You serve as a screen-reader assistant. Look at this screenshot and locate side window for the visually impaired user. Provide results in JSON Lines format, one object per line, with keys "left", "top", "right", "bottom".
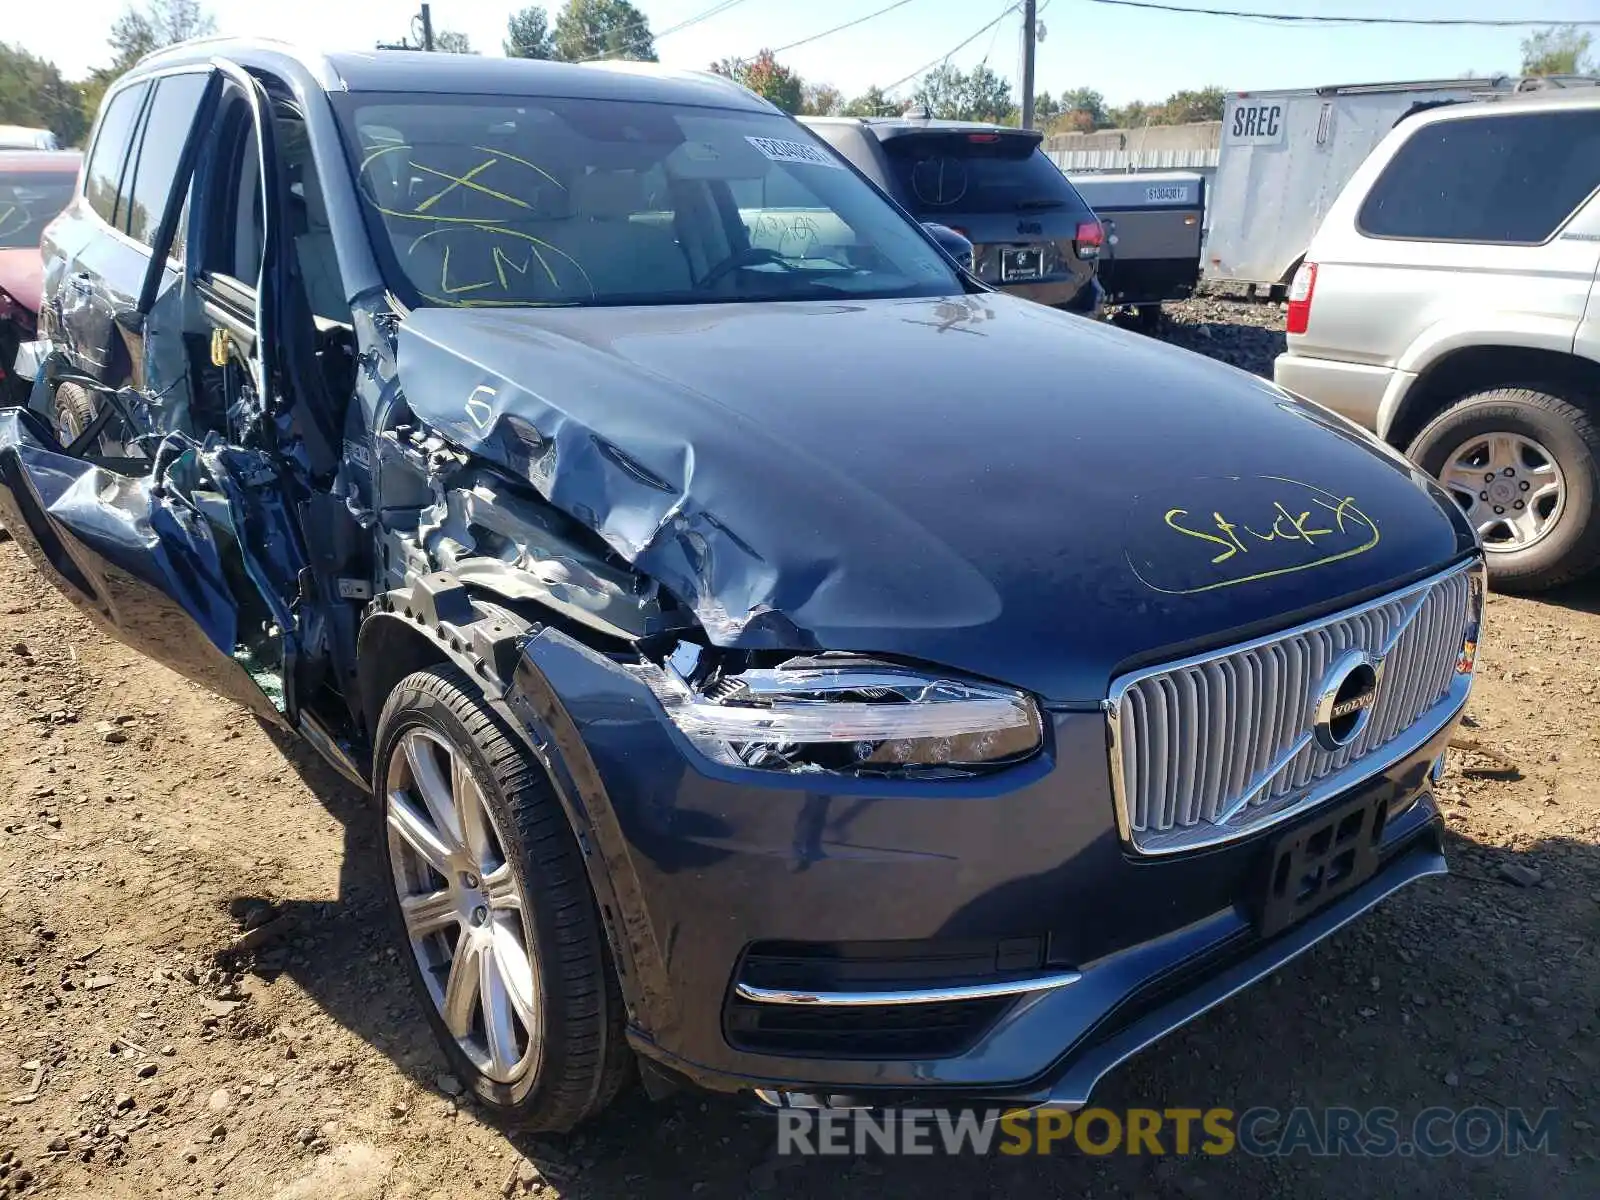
{"left": 123, "top": 72, "right": 210, "bottom": 252}
{"left": 203, "top": 105, "right": 264, "bottom": 286}
{"left": 1359, "top": 110, "right": 1600, "bottom": 244}
{"left": 83, "top": 83, "right": 149, "bottom": 225}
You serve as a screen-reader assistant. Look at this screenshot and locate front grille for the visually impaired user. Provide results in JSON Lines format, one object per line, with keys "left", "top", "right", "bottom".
{"left": 1109, "top": 561, "right": 1480, "bottom": 855}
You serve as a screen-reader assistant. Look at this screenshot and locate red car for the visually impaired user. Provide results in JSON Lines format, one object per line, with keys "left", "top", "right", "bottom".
{"left": 0, "top": 150, "right": 80, "bottom": 404}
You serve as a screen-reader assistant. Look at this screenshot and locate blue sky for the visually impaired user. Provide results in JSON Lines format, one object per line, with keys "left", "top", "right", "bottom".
{"left": 12, "top": 1, "right": 1597, "bottom": 105}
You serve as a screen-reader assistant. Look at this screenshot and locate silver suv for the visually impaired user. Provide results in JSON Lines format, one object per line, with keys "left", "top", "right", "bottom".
{"left": 1274, "top": 89, "right": 1600, "bottom": 591}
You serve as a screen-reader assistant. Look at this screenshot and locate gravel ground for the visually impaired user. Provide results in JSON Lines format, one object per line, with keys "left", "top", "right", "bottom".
{"left": 1154, "top": 292, "right": 1290, "bottom": 378}
{"left": 0, "top": 299, "right": 1595, "bottom": 1199}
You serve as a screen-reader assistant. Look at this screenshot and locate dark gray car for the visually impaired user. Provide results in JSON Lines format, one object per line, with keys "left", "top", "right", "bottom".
{"left": 803, "top": 113, "right": 1103, "bottom": 313}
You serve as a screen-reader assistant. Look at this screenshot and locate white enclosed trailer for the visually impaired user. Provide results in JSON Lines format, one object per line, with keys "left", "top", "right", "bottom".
{"left": 1203, "top": 76, "right": 1582, "bottom": 290}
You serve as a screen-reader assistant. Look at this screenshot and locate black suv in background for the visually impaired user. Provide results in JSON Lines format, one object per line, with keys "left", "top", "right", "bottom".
{"left": 803, "top": 112, "right": 1103, "bottom": 313}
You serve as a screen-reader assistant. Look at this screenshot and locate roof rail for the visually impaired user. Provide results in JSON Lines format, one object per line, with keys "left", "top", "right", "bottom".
{"left": 134, "top": 34, "right": 300, "bottom": 68}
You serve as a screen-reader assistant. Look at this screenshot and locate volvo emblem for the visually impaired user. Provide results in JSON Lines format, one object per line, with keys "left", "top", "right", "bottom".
{"left": 1313, "top": 650, "right": 1382, "bottom": 752}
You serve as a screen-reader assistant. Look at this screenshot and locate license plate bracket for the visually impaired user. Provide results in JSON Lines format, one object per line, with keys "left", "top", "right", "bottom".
{"left": 1256, "top": 790, "right": 1389, "bottom": 937}
{"left": 1000, "top": 247, "right": 1044, "bottom": 281}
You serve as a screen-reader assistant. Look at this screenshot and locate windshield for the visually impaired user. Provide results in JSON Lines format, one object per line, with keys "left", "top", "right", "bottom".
{"left": 0, "top": 172, "right": 75, "bottom": 249}
{"left": 883, "top": 134, "right": 1089, "bottom": 217}
{"left": 334, "top": 95, "right": 963, "bottom": 308}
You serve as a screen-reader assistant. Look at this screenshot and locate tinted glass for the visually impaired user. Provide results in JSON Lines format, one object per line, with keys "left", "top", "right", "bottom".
{"left": 124, "top": 72, "right": 209, "bottom": 250}
{"left": 84, "top": 83, "right": 148, "bottom": 224}
{"left": 336, "top": 94, "right": 962, "bottom": 308}
{"left": 1359, "top": 109, "right": 1600, "bottom": 244}
{"left": 883, "top": 134, "right": 1089, "bottom": 217}
{"left": 0, "top": 172, "right": 77, "bottom": 249}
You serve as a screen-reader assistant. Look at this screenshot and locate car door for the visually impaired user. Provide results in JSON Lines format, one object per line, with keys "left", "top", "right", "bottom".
{"left": 0, "top": 65, "right": 312, "bottom": 726}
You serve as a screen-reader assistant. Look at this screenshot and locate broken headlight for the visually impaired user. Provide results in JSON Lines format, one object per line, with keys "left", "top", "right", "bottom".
{"left": 636, "top": 646, "right": 1043, "bottom": 776}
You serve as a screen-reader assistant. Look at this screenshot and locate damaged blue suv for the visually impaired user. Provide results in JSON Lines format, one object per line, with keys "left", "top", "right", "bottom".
{"left": 2, "top": 43, "right": 1484, "bottom": 1130}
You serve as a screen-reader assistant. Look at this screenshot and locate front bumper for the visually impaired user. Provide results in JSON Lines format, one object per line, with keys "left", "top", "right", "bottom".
{"left": 512, "top": 629, "right": 1459, "bottom": 1107}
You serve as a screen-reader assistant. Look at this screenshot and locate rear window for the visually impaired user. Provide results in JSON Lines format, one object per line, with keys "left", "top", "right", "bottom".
{"left": 882, "top": 133, "right": 1087, "bottom": 217}
{"left": 122, "top": 72, "right": 208, "bottom": 250}
{"left": 1358, "top": 109, "right": 1600, "bottom": 245}
{"left": 0, "top": 172, "right": 76, "bottom": 249}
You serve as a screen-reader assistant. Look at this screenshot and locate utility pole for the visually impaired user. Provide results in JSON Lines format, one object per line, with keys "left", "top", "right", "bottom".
{"left": 419, "top": 3, "right": 435, "bottom": 51}
{"left": 1020, "top": 0, "right": 1038, "bottom": 129}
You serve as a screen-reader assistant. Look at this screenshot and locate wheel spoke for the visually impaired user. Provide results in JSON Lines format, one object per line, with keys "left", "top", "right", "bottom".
{"left": 490, "top": 920, "right": 538, "bottom": 1027}
{"left": 387, "top": 790, "right": 457, "bottom": 878}
{"left": 452, "top": 755, "right": 497, "bottom": 870}
{"left": 482, "top": 864, "right": 522, "bottom": 913}
{"left": 403, "top": 733, "right": 465, "bottom": 849}
{"left": 1440, "top": 460, "right": 1486, "bottom": 497}
{"left": 1504, "top": 508, "right": 1542, "bottom": 544}
{"left": 440, "top": 929, "right": 482, "bottom": 1038}
{"left": 479, "top": 940, "right": 524, "bottom": 1076}
{"left": 400, "top": 887, "right": 459, "bottom": 938}
{"left": 1486, "top": 433, "right": 1519, "bottom": 474}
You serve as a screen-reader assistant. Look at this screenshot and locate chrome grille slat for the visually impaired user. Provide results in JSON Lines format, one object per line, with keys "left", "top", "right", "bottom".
{"left": 1110, "top": 562, "right": 1479, "bottom": 856}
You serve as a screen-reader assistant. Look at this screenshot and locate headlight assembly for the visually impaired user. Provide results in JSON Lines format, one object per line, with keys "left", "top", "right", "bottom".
{"left": 634, "top": 645, "right": 1043, "bottom": 776}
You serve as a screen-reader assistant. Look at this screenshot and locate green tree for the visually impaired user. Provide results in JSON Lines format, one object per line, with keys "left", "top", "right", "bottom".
{"left": 553, "top": 0, "right": 656, "bottom": 63}
{"left": 1157, "top": 86, "right": 1225, "bottom": 124}
{"left": 144, "top": 0, "right": 214, "bottom": 43}
{"left": 504, "top": 6, "right": 555, "bottom": 58}
{"left": 1059, "top": 86, "right": 1107, "bottom": 128}
{"left": 1106, "top": 99, "right": 1153, "bottom": 129}
{"left": 0, "top": 43, "right": 89, "bottom": 146}
{"left": 911, "top": 62, "right": 966, "bottom": 119}
{"left": 1521, "top": 26, "right": 1595, "bottom": 76}
{"left": 963, "top": 64, "right": 1013, "bottom": 123}
{"left": 842, "top": 84, "right": 891, "bottom": 117}
{"left": 434, "top": 29, "right": 474, "bottom": 53}
{"left": 910, "top": 63, "right": 1012, "bottom": 123}
{"left": 801, "top": 82, "right": 843, "bottom": 117}
{"left": 711, "top": 50, "right": 803, "bottom": 114}
{"left": 82, "top": 1, "right": 215, "bottom": 129}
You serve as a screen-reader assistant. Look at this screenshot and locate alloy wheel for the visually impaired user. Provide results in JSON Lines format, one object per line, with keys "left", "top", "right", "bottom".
{"left": 385, "top": 728, "right": 539, "bottom": 1084}
{"left": 1437, "top": 431, "right": 1566, "bottom": 551}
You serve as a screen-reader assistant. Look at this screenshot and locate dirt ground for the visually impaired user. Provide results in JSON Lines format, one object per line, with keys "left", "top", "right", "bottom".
{"left": 0, "top": 300, "right": 1596, "bottom": 1199}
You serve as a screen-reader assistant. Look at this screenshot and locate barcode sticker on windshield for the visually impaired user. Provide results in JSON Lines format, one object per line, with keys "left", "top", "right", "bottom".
{"left": 745, "top": 136, "right": 844, "bottom": 170}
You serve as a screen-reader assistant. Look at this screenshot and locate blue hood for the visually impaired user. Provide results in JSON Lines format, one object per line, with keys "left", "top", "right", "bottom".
{"left": 395, "top": 293, "right": 1476, "bottom": 701}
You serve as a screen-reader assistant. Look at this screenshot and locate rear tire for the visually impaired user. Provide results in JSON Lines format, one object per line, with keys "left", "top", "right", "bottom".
{"left": 1407, "top": 386, "right": 1600, "bottom": 592}
{"left": 373, "top": 664, "right": 631, "bottom": 1131}
{"left": 51, "top": 382, "right": 97, "bottom": 449}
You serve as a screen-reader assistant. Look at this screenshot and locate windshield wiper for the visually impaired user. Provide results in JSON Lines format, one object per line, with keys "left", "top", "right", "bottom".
{"left": 1014, "top": 198, "right": 1067, "bottom": 211}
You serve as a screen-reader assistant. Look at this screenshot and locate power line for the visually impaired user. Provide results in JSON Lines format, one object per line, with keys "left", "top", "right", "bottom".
{"left": 885, "top": 2, "right": 1022, "bottom": 93}
{"left": 768, "top": 0, "right": 925, "bottom": 56}
{"left": 657, "top": 0, "right": 756, "bottom": 40}
{"left": 1084, "top": 0, "right": 1600, "bottom": 27}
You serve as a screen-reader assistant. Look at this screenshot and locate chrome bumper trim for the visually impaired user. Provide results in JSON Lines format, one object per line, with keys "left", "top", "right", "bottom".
{"left": 734, "top": 971, "right": 1083, "bottom": 1007}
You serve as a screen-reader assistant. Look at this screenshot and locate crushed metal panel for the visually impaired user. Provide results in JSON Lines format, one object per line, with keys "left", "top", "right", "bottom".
{"left": 0, "top": 407, "right": 290, "bottom": 722}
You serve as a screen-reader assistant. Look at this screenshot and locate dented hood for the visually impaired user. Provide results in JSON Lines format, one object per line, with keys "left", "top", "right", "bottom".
{"left": 396, "top": 294, "right": 1476, "bottom": 700}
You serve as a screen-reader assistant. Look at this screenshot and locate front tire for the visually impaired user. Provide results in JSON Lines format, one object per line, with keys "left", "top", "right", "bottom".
{"left": 373, "top": 665, "right": 630, "bottom": 1130}
{"left": 1408, "top": 386, "right": 1600, "bottom": 591}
